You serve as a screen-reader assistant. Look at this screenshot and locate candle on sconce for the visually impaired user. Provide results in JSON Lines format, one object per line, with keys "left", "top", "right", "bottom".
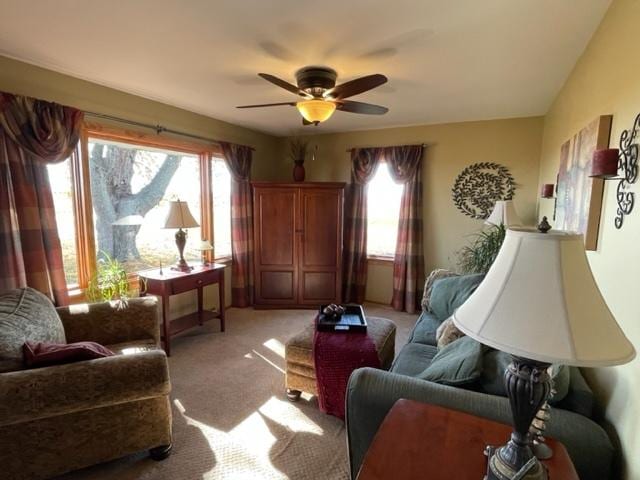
{"left": 590, "top": 148, "right": 620, "bottom": 178}
{"left": 541, "top": 184, "right": 555, "bottom": 199}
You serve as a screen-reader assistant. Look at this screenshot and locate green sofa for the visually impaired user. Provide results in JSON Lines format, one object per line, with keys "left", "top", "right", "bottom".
{"left": 346, "top": 273, "right": 614, "bottom": 480}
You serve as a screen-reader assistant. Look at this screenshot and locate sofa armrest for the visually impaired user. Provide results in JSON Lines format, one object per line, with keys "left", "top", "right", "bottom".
{"left": 56, "top": 297, "right": 161, "bottom": 346}
{"left": 0, "top": 349, "right": 170, "bottom": 427}
{"left": 346, "top": 368, "right": 614, "bottom": 480}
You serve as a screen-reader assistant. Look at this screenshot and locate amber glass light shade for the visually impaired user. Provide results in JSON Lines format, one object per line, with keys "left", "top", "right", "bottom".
{"left": 296, "top": 100, "right": 337, "bottom": 123}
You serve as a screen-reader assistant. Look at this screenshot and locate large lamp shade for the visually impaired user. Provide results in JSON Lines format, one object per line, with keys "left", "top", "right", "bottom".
{"left": 163, "top": 200, "right": 199, "bottom": 229}
{"left": 453, "top": 228, "right": 635, "bottom": 367}
{"left": 485, "top": 200, "right": 522, "bottom": 227}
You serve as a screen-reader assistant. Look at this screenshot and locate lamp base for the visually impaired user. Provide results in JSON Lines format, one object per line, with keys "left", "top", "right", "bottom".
{"left": 172, "top": 228, "right": 192, "bottom": 272}
{"left": 171, "top": 260, "right": 193, "bottom": 272}
{"left": 485, "top": 357, "right": 551, "bottom": 480}
{"left": 485, "top": 445, "right": 547, "bottom": 480}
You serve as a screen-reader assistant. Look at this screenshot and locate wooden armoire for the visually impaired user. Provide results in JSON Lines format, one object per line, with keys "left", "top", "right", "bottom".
{"left": 252, "top": 182, "right": 345, "bottom": 308}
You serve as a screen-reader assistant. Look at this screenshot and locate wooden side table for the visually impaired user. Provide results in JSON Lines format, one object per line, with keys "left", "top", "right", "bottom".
{"left": 138, "top": 263, "right": 226, "bottom": 356}
{"left": 356, "top": 399, "right": 579, "bottom": 480}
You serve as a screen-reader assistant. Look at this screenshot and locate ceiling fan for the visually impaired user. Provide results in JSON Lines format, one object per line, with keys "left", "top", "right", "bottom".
{"left": 236, "top": 66, "right": 389, "bottom": 125}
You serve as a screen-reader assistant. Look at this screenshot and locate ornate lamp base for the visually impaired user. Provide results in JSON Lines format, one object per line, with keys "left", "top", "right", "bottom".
{"left": 485, "top": 357, "right": 552, "bottom": 480}
{"left": 171, "top": 228, "right": 193, "bottom": 272}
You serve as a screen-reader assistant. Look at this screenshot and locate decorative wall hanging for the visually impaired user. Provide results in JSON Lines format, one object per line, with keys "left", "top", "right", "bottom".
{"left": 555, "top": 115, "right": 612, "bottom": 251}
{"left": 451, "top": 162, "right": 515, "bottom": 219}
{"left": 612, "top": 113, "right": 639, "bottom": 229}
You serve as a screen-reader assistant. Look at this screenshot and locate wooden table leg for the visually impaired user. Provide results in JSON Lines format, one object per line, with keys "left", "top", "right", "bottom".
{"left": 162, "top": 294, "right": 171, "bottom": 357}
{"left": 219, "top": 270, "right": 225, "bottom": 332}
{"left": 197, "top": 285, "right": 204, "bottom": 326}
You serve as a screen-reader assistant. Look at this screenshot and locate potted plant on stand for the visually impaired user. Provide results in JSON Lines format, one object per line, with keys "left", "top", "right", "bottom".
{"left": 290, "top": 139, "right": 308, "bottom": 182}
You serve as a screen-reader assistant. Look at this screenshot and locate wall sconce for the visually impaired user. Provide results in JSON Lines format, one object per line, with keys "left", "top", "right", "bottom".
{"left": 590, "top": 148, "right": 620, "bottom": 179}
{"left": 590, "top": 114, "right": 639, "bottom": 229}
{"left": 540, "top": 183, "right": 555, "bottom": 199}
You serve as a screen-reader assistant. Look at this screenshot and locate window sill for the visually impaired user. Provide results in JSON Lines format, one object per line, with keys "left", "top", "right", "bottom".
{"left": 367, "top": 255, "right": 394, "bottom": 265}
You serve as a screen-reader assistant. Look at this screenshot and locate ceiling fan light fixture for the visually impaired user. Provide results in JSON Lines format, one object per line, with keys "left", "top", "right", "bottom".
{"left": 296, "top": 100, "right": 336, "bottom": 124}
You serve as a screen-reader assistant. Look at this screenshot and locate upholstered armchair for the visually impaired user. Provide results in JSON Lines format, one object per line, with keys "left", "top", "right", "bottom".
{"left": 0, "top": 288, "right": 172, "bottom": 480}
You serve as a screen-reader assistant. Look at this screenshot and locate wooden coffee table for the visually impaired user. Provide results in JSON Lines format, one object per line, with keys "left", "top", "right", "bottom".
{"left": 356, "top": 399, "right": 579, "bottom": 480}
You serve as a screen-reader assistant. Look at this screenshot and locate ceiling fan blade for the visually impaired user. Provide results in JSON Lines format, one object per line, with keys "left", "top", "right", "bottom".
{"left": 324, "top": 74, "right": 387, "bottom": 100}
{"left": 336, "top": 100, "right": 388, "bottom": 115}
{"left": 236, "top": 102, "right": 296, "bottom": 109}
{"left": 258, "top": 73, "right": 309, "bottom": 97}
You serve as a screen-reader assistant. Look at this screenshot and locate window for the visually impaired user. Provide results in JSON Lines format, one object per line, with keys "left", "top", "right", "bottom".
{"left": 45, "top": 122, "right": 234, "bottom": 296}
{"left": 212, "top": 156, "right": 232, "bottom": 258}
{"left": 367, "top": 163, "right": 404, "bottom": 257}
{"left": 88, "top": 138, "right": 202, "bottom": 273}
{"left": 48, "top": 158, "right": 79, "bottom": 284}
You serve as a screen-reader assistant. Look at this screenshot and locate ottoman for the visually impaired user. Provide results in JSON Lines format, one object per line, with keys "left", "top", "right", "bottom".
{"left": 285, "top": 316, "right": 396, "bottom": 401}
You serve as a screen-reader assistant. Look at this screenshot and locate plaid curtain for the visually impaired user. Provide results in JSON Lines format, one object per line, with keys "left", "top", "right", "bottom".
{"left": 0, "top": 93, "right": 83, "bottom": 306}
{"left": 342, "top": 148, "right": 382, "bottom": 303}
{"left": 220, "top": 142, "right": 254, "bottom": 307}
{"left": 387, "top": 145, "right": 425, "bottom": 313}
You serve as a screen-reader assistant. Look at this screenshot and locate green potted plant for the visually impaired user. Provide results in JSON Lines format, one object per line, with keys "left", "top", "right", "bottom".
{"left": 457, "top": 223, "right": 506, "bottom": 274}
{"left": 87, "top": 252, "right": 144, "bottom": 306}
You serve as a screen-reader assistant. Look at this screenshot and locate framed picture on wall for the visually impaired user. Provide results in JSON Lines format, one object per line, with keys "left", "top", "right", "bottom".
{"left": 556, "top": 115, "right": 612, "bottom": 250}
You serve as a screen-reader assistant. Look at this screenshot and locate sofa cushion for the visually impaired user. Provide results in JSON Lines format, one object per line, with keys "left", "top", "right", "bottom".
{"left": 0, "top": 288, "right": 66, "bottom": 373}
{"left": 429, "top": 274, "right": 484, "bottom": 321}
{"left": 407, "top": 311, "right": 442, "bottom": 346}
{"left": 421, "top": 269, "right": 458, "bottom": 312}
{"left": 418, "top": 336, "right": 486, "bottom": 386}
{"left": 480, "top": 349, "right": 570, "bottom": 404}
{"left": 391, "top": 343, "right": 439, "bottom": 377}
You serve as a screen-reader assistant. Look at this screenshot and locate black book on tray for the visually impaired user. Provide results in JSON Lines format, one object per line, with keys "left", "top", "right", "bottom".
{"left": 317, "top": 304, "right": 368, "bottom": 333}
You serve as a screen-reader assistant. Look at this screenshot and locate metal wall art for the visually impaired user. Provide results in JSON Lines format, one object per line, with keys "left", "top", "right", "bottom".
{"left": 614, "top": 113, "right": 639, "bottom": 229}
{"left": 452, "top": 162, "right": 516, "bottom": 219}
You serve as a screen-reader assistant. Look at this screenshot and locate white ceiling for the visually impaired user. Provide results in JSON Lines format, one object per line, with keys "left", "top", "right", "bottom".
{"left": 0, "top": 0, "right": 610, "bottom": 136}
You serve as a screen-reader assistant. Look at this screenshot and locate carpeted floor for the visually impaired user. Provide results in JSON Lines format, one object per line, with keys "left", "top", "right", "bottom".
{"left": 59, "top": 304, "right": 417, "bottom": 480}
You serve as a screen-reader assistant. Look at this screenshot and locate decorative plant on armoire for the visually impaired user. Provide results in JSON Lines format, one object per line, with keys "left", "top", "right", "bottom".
{"left": 290, "top": 139, "right": 308, "bottom": 182}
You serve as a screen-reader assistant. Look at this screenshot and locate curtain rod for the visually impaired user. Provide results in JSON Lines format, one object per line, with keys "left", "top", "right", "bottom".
{"left": 345, "top": 143, "right": 427, "bottom": 152}
{"left": 84, "top": 111, "right": 255, "bottom": 151}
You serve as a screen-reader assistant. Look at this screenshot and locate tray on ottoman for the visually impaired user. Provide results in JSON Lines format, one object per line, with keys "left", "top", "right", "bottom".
{"left": 317, "top": 304, "right": 367, "bottom": 332}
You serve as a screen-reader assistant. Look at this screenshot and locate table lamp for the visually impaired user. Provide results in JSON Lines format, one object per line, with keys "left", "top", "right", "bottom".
{"left": 195, "top": 239, "right": 214, "bottom": 266}
{"left": 163, "top": 200, "right": 199, "bottom": 271}
{"left": 453, "top": 225, "right": 635, "bottom": 480}
{"left": 485, "top": 200, "right": 522, "bottom": 227}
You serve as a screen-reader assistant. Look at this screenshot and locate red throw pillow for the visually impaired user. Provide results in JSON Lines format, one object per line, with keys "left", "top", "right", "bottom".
{"left": 23, "top": 341, "right": 115, "bottom": 368}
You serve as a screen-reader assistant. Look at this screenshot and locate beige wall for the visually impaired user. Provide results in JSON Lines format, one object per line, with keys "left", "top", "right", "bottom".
{"left": 537, "top": 1, "right": 640, "bottom": 477}
{"left": 280, "top": 117, "right": 544, "bottom": 303}
{"left": 0, "top": 55, "right": 281, "bottom": 314}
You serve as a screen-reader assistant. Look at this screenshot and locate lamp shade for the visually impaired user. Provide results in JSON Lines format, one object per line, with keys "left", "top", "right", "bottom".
{"left": 195, "top": 240, "right": 213, "bottom": 251}
{"left": 163, "top": 200, "right": 199, "bottom": 229}
{"left": 485, "top": 200, "right": 522, "bottom": 227}
{"left": 453, "top": 228, "right": 635, "bottom": 367}
{"left": 296, "top": 100, "right": 336, "bottom": 123}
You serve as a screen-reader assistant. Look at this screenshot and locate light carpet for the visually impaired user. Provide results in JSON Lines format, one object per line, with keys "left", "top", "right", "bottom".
{"left": 59, "top": 304, "right": 417, "bottom": 480}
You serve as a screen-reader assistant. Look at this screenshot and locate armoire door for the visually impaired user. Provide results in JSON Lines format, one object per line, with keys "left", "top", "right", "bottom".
{"left": 253, "top": 187, "right": 298, "bottom": 305}
{"left": 297, "top": 188, "right": 343, "bottom": 305}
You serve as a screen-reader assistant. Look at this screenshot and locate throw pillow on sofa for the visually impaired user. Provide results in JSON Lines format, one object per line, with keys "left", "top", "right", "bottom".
{"left": 418, "top": 336, "right": 486, "bottom": 386}
{"left": 0, "top": 288, "right": 66, "bottom": 373}
{"left": 23, "top": 341, "right": 115, "bottom": 368}
{"left": 421, "top": 269, "right": 458, "bottom": 312}
{"left": 435, "top": 317, "right": 465, "bottom": 348}
{"left": 429, "top": 274, "right": 485, "bottom": 321}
